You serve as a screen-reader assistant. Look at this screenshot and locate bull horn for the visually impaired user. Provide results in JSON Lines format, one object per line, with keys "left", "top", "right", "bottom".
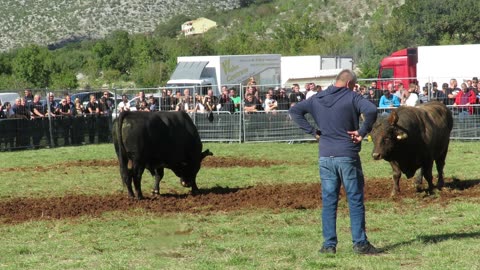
{"left": 388, "top": 110, "right": 399, "bottom": 126}
{"left": 396, "top": 132, "right": 408, "bottom": 140}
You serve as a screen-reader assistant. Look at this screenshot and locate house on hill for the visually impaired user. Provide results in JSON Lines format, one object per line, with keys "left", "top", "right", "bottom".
{"left": 181, "top": 17, "right": 217, "bottom": 36}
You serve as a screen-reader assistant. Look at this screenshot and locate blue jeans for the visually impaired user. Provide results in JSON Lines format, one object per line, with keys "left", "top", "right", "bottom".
{"left": 319, "top": 156, "right": 368, "bottom": 247}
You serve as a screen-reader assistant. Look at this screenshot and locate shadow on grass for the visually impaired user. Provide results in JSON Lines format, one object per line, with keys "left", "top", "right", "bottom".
{"left": 382, "top": 231, "right": 480, "bottom": 252}
{"left": 444, "top": 178, "right": 480, "bottom": 190}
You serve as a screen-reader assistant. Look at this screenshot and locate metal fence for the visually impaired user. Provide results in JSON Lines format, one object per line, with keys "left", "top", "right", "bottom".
{"left": 1, "top": 87, "right": 480, "bottom": 151}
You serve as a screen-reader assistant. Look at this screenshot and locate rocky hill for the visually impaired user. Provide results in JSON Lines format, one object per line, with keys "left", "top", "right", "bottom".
{"left": 0, "top": 0, "right": 242, "bottom": 51}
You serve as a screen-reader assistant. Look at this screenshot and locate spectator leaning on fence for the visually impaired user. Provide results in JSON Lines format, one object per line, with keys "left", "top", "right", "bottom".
{"left": 276, "top": 88, "right": 290, "bottom": 110}
{"left": 219, "top": 86, "right": 235, "bottom": 113}
{"left": 148, "top": 95, "right": 157, "bottom": 111}
{"left": 243, "top": 94, "right": 258, "bottom": 113}
{"left": 401, "top": 83, "right": 420, "bottom": 107}
{"left": 430, "top": 82, "right": 446, "bottom": 104}
{"left": 74, "top": 98, "right": 85, "bottom": 115}
{"left": 306, "top": 84, "right": 318, "bottom": 99}
{"left": 13, "top": 98, "right": 31, "bottom": 119}
{"left": 263, "top": 92, "right": 278, "bottom": 113}
{"left": 289, "top": 84, "right": 305, "bottom": 107}
{"left": 23, "top": 89, "right": 34, "bottom": 111}
{"left": 135, "top": 91, "right": 147, "bottom": 111}
{"left": 229, "top": 88, "right": 241, "bottom": 112}
{"left": 419, "top": 87, "right": 429, "bottom": 103}
{"left": 118, "top": 94, "right": 130, "bottom": 112}
{"left": 194, "top": 95, "right": 205, "bottom": 113}
{"left": 378, "top": 89, "right": 400, "bottom": 115}
{"left": 446, "top": 79, "right": 460, "bottom": 105}
{"left": 453, "top": 82, "right": 477, "bottom": 115}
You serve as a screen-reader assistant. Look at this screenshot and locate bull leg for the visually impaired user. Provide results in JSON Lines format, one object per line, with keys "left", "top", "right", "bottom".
{"left": 435, "top": 151, "right": 448, "bottom": 190}
{"left": 414, "top": 169, "right": 424, "bottom": 193}
{"left": 125, "top": 169, "right": 135, "bottom": 198}
{"left": 390, "top": 161, "right": 402, "bottom": 196}
{"left": 152, "top": 168, "right": 164, "bottom": 195}
{"left": 132, "top": 165, "right": 146, "bottom": 200}
{"left": 422, "top": 162, "right": 435, "bottom": 195}
{"left": 190, "top": 179, "right": 199, "bottom": 195}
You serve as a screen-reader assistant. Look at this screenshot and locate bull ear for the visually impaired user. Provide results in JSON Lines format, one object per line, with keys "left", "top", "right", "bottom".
{"left": 388, "top": 110, "right": 399, "bottom": 126}
{"left": 396, "top": 131, "right": 408, "bottom": 140}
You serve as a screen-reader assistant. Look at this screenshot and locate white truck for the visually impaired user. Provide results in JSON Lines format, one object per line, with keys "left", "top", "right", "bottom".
{"left": 166, "top": 54, "right": 281, "bottom": 95}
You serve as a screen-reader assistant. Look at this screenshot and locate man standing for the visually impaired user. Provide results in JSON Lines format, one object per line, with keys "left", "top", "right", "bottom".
{"left": 289, "top": 69, "right": 378, "bottom": 255}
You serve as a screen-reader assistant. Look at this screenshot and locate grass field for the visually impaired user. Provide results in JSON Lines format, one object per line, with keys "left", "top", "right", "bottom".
{"left": 0, "top": 141, "right": 479, "bottom": 269}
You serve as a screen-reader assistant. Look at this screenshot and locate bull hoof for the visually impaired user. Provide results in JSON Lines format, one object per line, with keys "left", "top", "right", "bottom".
{"left": 152, "top": 190, "right": 160, "bottom": 196}
{"left": 415, "top": 186, "right": 423, "bottom": 193}
{"left": 425, "top": 188, "right": 435, "bottom": 196}
{"left": 437, "top": 182, "right": 444, "bottom": 190}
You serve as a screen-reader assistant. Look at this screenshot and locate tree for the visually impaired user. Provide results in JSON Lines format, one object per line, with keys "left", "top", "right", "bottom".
{"left": 271, "top": 12, "right": 325, "bottom": 54}
{"left": 370, "top": 0, "right": 480, "bottom": 54}
{"left": 13, "top": 44, "right": 53, "bottom": 88}
{"left": 50, "top": 71, "right": 79, "bottom": 90}
{"left": 92, "top": 30, "right": 133, "bottom": 75}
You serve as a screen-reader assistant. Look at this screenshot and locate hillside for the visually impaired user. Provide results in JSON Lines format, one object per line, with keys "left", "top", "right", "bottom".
{"left": 0, "top": 0, "right": 404, "bottom": 52}
{"left": 0, "top": 0, "right": 242, "bottom": 51}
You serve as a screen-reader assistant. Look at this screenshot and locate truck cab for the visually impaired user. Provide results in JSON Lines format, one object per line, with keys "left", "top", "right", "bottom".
{"left": 378, "top": 48, "right": 418, "bottom": 90}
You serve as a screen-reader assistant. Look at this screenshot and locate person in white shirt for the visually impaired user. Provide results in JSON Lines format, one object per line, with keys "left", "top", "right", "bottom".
{"left": 117, "top": 94, "right": 131, "bottom": 112}
{"left": 305, "top": 83, "right": 322, "bottom": 99}
{"left": 263, "top": 93, "right": 278, "bottom": 113}
{"left": 401, "top": 83, "right": 419, "bottom": 106}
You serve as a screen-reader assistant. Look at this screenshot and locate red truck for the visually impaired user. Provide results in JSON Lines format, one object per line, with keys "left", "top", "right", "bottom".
{"left": 377, "top": 44, "right": 480, "bottom": 90}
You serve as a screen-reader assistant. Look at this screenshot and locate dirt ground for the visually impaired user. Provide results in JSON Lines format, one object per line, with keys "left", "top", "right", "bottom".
{"left": 0, "top": 157, "right": 479, "bottom": 224}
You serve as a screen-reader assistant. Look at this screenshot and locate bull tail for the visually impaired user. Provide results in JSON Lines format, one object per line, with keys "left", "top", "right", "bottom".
{"left": 117, "top": 111, "right": 130, "bottom": 186}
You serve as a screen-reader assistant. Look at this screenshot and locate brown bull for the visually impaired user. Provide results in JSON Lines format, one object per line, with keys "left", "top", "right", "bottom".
{"left": 370, "top": 101, "right": 453, "bottom": 195}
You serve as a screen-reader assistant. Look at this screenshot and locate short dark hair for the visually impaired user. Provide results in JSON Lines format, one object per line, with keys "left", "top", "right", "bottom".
{"left": 336, "top": 69, "right": 357, "bottom": 84}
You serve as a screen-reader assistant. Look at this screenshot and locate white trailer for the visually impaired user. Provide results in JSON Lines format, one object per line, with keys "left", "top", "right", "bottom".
{"left": 416, "top": 44, "right": 480, "bottom": 88}
{"left": 167, "top": 54, "right": 281, "bottom": 95}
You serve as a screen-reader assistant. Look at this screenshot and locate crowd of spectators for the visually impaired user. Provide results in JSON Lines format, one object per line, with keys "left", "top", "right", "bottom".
{"left": 0, "top": 90, "right": 114, "bottom": 150}
{"left": 1, "top": 76, "right": 479, "bottom": 150}
{"left": 358, "top": 77, "right": 480, "bottom": 116}
{"left": 137, "top": 80, "right": 323, "bottom": 116}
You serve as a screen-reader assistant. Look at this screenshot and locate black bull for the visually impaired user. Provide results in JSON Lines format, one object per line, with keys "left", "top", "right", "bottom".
{"left": 370, "top": 101, "right": 453, "bottom": 195}
{"left": 112, "top": 111, "right": 212, "bottom": 199}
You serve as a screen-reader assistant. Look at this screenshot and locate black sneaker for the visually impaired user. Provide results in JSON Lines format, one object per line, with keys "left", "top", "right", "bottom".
{"left": 319, "top": 246, "right": 336, "bottom": 254}
{"left": 353, "top": 242, "right": 379, "bottom": 255}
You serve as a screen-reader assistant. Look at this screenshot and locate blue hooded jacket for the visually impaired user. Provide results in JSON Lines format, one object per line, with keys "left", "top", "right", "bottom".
{"left": 289, "top": 85, "right": 377, "bottom": 158}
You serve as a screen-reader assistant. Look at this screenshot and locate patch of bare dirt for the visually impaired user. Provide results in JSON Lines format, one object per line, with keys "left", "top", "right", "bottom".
{"left": 0, "top": 178, "right": 478, "bottom": 224}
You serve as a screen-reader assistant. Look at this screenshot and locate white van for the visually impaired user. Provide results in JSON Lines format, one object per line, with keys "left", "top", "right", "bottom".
{"left": 0, "top": 92, "right": 20, "bottom": 105}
